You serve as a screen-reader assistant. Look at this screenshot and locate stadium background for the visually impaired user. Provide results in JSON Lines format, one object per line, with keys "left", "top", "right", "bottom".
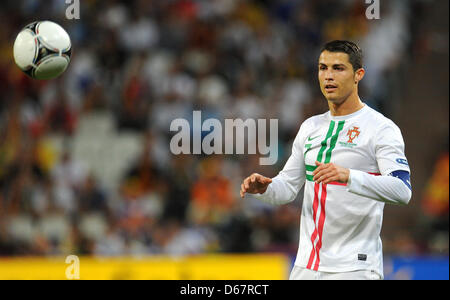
{"left": 0, "top": 0, "right": 448, "bottom": 280}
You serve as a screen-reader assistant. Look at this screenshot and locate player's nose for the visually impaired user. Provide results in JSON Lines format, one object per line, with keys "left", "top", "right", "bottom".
{"left": 324, "top": 71, "right": 335, "bottom": 81}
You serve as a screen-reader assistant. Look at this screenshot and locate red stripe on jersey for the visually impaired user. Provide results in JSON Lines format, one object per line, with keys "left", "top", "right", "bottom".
{"left": 306, "top": 183, "right": 320, "bottom": 269}
{"left": 313, "top": 183, "right": 328, "bottom": 271}
{"left": 306, "top": 172, "right": 380, "bottom": 270}
{"left": 328, "top": 181, "right": 347, "bottom": 186}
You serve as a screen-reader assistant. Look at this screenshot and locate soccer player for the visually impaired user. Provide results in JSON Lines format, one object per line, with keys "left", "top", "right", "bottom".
{"left": 240, "top": 40, "right": 412, "bottom": 280}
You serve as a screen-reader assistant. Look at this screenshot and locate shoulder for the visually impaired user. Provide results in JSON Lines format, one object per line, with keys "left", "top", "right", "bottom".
{"left": 291, "top": 112, "right": 328, "bottom": 147}
{"left": 363, "top": 106, "right": 405, "bottom": 147}
{"left": 301, "top": 111, "right": 329, "bottom": 130}
{"left": 364, "top": 105, "right": 402, "bottom": 133}
{"left": 293, "top": 112, "right": 328, "bottom": 140}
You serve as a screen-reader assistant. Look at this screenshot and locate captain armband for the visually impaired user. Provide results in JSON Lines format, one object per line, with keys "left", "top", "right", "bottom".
{"left": 388, "top": 170, "right": 411, "bottom": 190}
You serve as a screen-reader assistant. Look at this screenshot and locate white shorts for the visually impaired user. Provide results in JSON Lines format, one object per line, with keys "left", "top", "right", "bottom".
{"left": 289, "top": 265, "right": 383, "bottom": 280}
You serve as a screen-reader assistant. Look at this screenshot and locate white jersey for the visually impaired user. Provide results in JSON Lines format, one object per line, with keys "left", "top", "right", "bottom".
{"left": 255, "top": 104, "right": 410, "bottom": 276}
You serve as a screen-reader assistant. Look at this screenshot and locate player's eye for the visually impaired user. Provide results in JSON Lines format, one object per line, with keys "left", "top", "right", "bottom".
{"left": 319, "top": 65, "right": 327, "bottom": 70}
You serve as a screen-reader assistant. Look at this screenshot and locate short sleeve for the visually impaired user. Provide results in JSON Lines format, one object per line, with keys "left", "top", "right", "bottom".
{"left": 374, "top": 122, "right": 410, "bottom": 176}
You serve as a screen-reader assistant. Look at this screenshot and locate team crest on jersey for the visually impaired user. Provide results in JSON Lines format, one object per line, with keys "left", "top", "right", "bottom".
{"left": 346, "top": 126, "right": 360, "bottom": 143}
{"left": 339, "top": 126, "right": 360, "bottom": 148}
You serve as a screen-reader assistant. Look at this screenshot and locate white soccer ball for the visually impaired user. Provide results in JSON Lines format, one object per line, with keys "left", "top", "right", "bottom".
{"left": 13, "top": 21, "right": 72, "bottom": 80}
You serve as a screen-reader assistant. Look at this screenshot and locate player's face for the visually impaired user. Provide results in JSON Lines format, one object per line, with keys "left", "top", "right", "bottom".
{"left": 318, "top": 51, "right": 361, "bottom": 104}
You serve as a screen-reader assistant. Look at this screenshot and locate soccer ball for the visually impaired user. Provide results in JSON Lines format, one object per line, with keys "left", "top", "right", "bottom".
{"left": 13, "top": 21, "right": 72, "bottom": 80}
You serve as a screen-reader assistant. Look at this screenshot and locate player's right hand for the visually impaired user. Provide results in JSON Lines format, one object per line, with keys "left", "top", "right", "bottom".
{"left": 240, "top": 173, "right": 272, "bottom": 198}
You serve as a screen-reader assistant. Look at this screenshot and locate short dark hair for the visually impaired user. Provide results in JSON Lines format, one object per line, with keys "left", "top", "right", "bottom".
{"left": 321, "top": 40, "right": 363, "bottom": 71}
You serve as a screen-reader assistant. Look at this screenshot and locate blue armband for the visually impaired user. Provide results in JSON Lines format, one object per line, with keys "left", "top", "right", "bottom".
{"left": 389, "top": 170, "right": 411, "bottom": 190}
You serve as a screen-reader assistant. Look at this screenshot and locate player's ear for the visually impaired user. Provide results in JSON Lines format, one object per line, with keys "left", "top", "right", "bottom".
{"left": 354, "top": 68, "right": 365, "bottom": 84}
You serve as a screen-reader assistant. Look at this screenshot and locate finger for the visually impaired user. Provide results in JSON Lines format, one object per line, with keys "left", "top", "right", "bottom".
{"left": 244, "top": 177, "right": 250, "bottom": 189}
{"left": 240, "top": 184, "right": 246, "bottom": 198}
{"left": 322, "top": 177, "right": 335, "bottom": 185}
{"left": 314, "top": 169, "right": 333, "bottom": 183}
{"left": 312, "top": 167, "right": 320, "bottom": 176}
{"left": 254, "top": 175, "right": 262, "bottom": 183}
{"left": 264, "top": 177, "right": 272, "bottom": 184}
{"left": 255, "top": 175, "right": 269, "bottom": 184}
{"left": 313, "top": 168, "right": 329, "bottom": 181}
{"left": 253, "top": 175, "right": 270, "bottom": 185}
{"left": 251, "top": 175, "right": 256, "bottom": 183}
{"left": 315, "top": 160, "right": 324, "bottom": 166}
{"left": 315, "top": 174, "right": 329, "bottom": 183}
{"left": 317, "top": 170, "right": 338, "bottom": 184}
{"left": 313, "top": 163, "right": 328, "bottom": 176}
{"left": 323, "top": 173, "right": 339, "bottom": 184}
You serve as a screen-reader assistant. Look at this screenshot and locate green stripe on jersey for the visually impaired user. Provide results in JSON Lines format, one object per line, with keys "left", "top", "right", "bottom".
{"left": 305, "top": 165, "right": 316, "bottom": 172}
{"left": 305, "top": 120, "right": 345, "bottom": 182}
{"left": 324, "top": 121, "right": 345, "bottom": 163}
{"left": 316, "top": 121, "right": 336, "bottom": 163}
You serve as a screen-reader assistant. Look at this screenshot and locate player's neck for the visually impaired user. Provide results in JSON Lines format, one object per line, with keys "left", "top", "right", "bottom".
{"left": 328, "top": 93, "right": 364, "bottom": 117}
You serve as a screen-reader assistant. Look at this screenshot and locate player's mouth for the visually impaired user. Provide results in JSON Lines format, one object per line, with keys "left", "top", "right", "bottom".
{"left": 324, "top": 83, "right": 338, "bottom": 93}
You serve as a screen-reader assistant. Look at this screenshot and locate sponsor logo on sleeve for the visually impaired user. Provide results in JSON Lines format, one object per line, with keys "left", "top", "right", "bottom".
{"left": 396, "top": 158, "right": 409, "bottom": 166}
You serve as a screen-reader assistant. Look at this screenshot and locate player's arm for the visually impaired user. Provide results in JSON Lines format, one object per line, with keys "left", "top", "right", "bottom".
{"left": 240, "top": 123, "right": 308, "bottom": 205}
{"left": 349, "top": 122, "right": 412, "bottom": 205}
{"left": 313, "top": 161, "right": 411, "bottom": 205}
{"left": 346, "top": 169, "right": 411, "bottom": 205}
{"left": 313, "top": 122, "right": 412, "bottom": 205}
{"left": 312, "top": 160, "right": 411, "bottom": 205}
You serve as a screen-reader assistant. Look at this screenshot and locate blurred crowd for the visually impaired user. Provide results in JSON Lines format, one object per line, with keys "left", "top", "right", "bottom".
{"left": 0, "top": 0, "right": 447, "bottom": 258}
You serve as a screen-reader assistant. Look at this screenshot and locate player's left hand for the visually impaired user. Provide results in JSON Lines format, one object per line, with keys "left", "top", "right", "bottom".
{"left": 313, "top": 161, "right": 350, "bottom": 184}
